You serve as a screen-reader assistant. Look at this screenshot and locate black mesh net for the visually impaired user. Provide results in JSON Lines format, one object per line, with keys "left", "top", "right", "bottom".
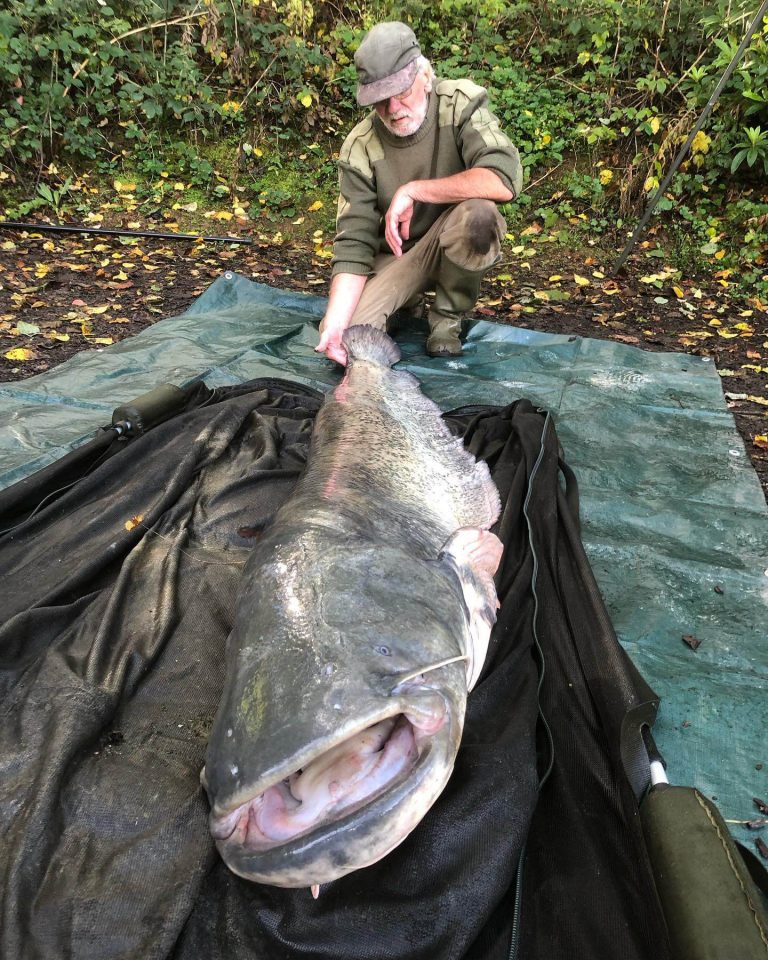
{"left": 0, "top": 380, "right": 669, "bottom": 960}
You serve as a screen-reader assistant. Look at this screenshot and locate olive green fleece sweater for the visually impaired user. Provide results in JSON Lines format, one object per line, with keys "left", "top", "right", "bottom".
{"left": 331, "top": 78, "right": 522, "bottom": 277}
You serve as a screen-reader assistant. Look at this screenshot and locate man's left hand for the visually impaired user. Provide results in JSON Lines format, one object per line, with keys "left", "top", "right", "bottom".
{"left": 385, "top": 186, "right": 416, "bottom": 257}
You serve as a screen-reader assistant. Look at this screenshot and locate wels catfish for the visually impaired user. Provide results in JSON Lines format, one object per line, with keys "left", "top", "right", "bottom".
{"left": 202, "top": 325, "right": 503, "bottom": 891}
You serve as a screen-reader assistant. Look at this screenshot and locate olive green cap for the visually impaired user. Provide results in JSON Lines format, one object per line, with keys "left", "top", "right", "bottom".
{"left": 354, "top": 22, "right": 422, "bottom": 107}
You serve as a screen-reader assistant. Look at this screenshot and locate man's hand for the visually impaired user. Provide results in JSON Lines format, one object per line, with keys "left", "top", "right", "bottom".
{"left": 385, "top": 186, "right": 416, "bottom": 257}
{"left": 314, "top": 272, "right": 368, "bottom": 365}
{"left": 315, "top": 318, "right": 348, "bottom": 365}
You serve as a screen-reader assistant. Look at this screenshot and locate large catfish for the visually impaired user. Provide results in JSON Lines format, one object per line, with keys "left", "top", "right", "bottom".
{"left": 202, "top": 325, "right": 503, "bottom": 891}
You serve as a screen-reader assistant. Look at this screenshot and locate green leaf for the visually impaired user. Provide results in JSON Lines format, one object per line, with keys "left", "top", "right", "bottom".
{"left": 731, "top": 149, "right": 748, "bottom": 173}
{"left": 16, "top": 321, "right": 40, "bottom": 335}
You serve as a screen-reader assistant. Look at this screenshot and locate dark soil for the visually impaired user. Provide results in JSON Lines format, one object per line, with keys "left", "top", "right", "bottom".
{"left": 1, "top": 223, "right": 766, "bottom": 502}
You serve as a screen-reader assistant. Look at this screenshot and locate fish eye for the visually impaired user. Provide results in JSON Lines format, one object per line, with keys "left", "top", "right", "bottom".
{"left": 375, "top": 645, "right": 391, "bottom": 656}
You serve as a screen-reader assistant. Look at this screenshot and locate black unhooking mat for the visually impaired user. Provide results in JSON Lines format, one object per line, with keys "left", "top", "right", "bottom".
{"left": 0, "top": 379, "right": 670, "bottom": 960}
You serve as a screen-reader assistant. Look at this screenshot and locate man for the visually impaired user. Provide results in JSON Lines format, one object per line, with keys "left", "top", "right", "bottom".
{"left": 315, "top": 21, "right": 522, "bottom": 364}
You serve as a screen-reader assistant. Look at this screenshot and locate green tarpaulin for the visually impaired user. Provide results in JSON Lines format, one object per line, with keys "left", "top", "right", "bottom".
{"left": 1, "top": 272, "right": 766, "bottom": 849}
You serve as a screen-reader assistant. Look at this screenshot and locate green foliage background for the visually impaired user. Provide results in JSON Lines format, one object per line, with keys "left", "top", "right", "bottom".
{"left": 1, "top": 0, "right": 767, "bottom": 284}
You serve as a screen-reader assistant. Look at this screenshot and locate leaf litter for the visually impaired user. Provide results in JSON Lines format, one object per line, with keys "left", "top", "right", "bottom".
{"left": 0, "top": 220, "right": 766, "bottom": 502}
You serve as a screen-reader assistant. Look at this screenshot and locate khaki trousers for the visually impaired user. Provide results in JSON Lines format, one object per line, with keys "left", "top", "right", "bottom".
{"left": 349, "top": 199, "right": 506, "bottom": 332}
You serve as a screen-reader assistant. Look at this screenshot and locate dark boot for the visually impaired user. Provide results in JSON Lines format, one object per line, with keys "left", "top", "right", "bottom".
{"left": 426, "top": 310, "right": 463, "bottom": 357}
{"left": 425, "top": 199, "right": 506, "bottom": 357}
{"left": 427, "top": 262, "right": 483, "bottom": 357}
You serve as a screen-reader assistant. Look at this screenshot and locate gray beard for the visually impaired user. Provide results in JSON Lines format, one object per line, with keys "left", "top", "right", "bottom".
{"left": 380, "top": 99, "right": 429, "bottom": 137}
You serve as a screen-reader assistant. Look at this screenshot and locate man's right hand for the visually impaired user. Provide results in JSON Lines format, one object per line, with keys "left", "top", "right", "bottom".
{"left": 315, "top": 272, "right": 368, "bottom": 365}
{"left": 316, "top": 320, "right": 348, "bottom": 365}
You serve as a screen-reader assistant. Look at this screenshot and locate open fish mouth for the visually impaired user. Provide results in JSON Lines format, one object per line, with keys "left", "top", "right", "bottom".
{"left": 209, "top": 711, "right": 445, "bottom": 853}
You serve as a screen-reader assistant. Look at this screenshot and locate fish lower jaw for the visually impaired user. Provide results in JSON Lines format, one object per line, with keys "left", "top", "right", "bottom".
{"left": 210, "top": 713, "right": 426, "bottom": 849}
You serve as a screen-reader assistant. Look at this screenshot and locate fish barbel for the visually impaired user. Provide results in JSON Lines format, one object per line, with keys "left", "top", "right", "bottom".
{"left": 202, "top": 325, "right": 503, "bottom": 888}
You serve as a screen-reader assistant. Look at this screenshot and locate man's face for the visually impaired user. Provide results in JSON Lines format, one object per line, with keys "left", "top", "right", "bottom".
{"left": 374, "top": 68, "right": 431, "bottom": 137}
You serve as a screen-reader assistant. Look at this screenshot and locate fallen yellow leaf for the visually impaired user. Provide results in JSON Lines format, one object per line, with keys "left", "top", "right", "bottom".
{"left": 4, "top": 348, "right": 35, "bottom": 361}
{"left": 754, "top": 435, "right": 768, "bottom": 449}
{"left": 124, "top": 514, "right": 144, "bottom": 532}
{"left": 548, "top": 275, "right": 562, "bottom": 282}
{"left": 672, "top": 286, "right": 685, "bottom": 299}
{"left": 573, "top": 274, "right": 590, "bottom": 286}
{"left": 45, "top": 331, "right": 70, "bottom": 341}
{"left": 91, "top": 336, "right": 114, "bottom": 345}
{"left": 714, "top": 250, "right": 725, "bottom": 260}
{"left": 308, "top": 200, "right": 323, "bottom": 212}
{"left": 87, "top": 305, "right": 110, "bottom": 315}
{"left": 114, "top": 180, "right": 136, "bottom": 193}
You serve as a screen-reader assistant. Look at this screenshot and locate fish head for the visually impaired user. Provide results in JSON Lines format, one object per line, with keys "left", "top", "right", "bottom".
{"left": 202, "top": 538, "right": 471, "bottom": 888}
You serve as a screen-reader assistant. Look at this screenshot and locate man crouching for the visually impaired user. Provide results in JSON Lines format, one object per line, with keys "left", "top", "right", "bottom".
{"left": 316, "top": 21, "right": 523, "bottom": 363}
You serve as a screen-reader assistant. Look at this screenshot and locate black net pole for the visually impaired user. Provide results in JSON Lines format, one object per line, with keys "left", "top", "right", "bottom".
{"left": 0, "top": 221, "right": 252, "bottom": 245}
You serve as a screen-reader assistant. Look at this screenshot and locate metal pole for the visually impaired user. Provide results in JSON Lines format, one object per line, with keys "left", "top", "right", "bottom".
{"left": 611, "top": 0, "right": 768, "bottom": 276}
{"left": 0, "top": 221, "right": 253, "bottom": 245}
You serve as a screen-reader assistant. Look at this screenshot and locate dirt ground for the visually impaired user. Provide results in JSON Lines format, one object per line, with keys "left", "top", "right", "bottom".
{"left": 1, "top": 223, "right": 766, "bottom": 502}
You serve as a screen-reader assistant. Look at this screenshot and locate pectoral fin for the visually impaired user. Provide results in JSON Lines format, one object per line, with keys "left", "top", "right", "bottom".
{"left": 439, "top": 528, "right": 503, "bottom": 691}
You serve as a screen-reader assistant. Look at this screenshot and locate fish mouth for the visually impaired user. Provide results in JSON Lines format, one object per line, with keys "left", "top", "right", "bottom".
{"left": 210, "top": 713, "right": 431, "bottom": 848}
{"left": 207, "top": 704, "right": 457, "bottom": 885}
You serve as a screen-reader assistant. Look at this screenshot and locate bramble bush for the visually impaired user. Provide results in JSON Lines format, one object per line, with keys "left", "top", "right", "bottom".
{"left": 1, "top": 0, "right": 766, "bottom": 285}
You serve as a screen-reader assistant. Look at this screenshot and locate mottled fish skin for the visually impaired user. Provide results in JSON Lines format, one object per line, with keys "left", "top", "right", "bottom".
{"left": 203, "top": 326, "right": 502, "bottom": 888}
